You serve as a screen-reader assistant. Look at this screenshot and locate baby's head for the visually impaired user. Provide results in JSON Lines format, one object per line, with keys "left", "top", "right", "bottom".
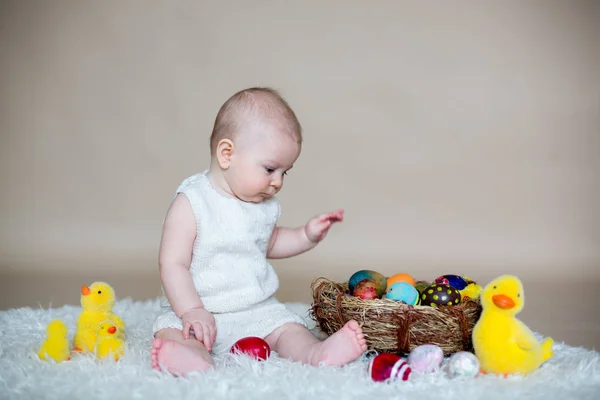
{"left": 209, "top": 87, "right": 303, "bottom": 203}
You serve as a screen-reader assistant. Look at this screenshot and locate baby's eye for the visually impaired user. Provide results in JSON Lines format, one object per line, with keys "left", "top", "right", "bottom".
{"left": 265, "top": 167, "right": 275, "bottom": 174}
{"left": 283, "top": 171, "right": 288, "bottom": 176}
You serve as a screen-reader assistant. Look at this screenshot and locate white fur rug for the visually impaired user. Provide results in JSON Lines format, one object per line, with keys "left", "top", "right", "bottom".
{"left": 1, "top": 298, "right": 599, "bottom": 400}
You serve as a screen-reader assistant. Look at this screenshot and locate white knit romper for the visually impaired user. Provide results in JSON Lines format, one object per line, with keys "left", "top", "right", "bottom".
{"left": 152, "top": 171, "right": 306, "bottom": 354}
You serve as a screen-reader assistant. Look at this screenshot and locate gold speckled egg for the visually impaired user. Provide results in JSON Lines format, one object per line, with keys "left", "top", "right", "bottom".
{"left": 420, "top": 283, "right": 461, "bottom": 307}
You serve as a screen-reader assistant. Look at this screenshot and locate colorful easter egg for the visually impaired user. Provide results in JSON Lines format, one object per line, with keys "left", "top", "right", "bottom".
{"left": 420, "top": 283, "right": 461, "bottom": 307}
{"left": 445, "top": 351, "right": 480, "bottom": 379}
{"left": 385, "top": 282, "right": 420, "bottom": 305}
{"left": 231, "top": 337, "right": 271, "bottom": 361}
{"left": 368, "top": 353, "right": 412, "bottom": 382}
{"left": 434, "top": 274, "right": 469, "bottom": 290}
{"left": 386, "top": 273, "right": 415, "bottom": 289}
{"left": 407, "top": 344, "right": 444, "bottom": 373}
{"left": 353, "top": 279, "right": 380, "bottom": 300}
{"left": 414, "top": 281, "right": 430, "bottom": 295}
{"left": 348, "top": 270, "right": 387, "bottom": 296}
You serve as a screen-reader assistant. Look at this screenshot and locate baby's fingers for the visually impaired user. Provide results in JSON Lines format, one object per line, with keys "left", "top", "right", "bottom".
{"left": 320, "top": 210, "right": 344, "bottom": 223}
{"left": 182, "top": 321, "right": 192, "bottom": 340}
{"left": 203, "top": 326, "right": 213, "bottom": 352}
{"left": 191, "top": 322, "right": 204, "bottom": 341}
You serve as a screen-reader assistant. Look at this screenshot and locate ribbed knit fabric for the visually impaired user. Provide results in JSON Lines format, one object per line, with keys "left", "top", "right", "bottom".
{"left": 152, "top": 171, "right": 306, "bottom": 353}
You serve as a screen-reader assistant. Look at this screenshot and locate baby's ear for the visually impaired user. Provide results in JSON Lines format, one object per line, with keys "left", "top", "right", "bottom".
{"left": 216, "top": 138, "right": 234, "bottom": 169}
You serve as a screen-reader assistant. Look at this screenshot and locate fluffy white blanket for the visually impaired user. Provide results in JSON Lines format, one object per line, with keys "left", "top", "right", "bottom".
{"left": 1, "top": 298, "right": 598, "bottom": 400}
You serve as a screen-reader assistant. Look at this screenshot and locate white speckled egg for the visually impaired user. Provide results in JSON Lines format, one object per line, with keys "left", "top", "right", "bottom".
{"left": 446, "top": 351, "right": 480, "bottom": 379}
{"left": 407, "top": 344, "right": 444, "bottom": 373}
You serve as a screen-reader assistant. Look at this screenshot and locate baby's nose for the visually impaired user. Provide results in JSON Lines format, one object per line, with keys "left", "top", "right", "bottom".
{"left": 271, "top": 176, "right": 283, "bottom": 188}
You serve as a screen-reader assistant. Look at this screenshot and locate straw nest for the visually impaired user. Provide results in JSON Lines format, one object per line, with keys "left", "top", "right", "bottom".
{"left": 309, "top": 277, "right": 482, "bottom": 355}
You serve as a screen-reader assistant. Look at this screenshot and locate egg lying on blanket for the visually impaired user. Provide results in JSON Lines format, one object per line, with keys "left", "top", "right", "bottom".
{"left": 385, "top": 282, "right": 420, "bottom": 305}
{"left": 407, "top": 344, "right": 444, "bottom": 373}
{"left": 420, "top": 283, "right": 461, "bottom": 307}
{"left": 368, "top": 353, "right": 412, "bottom": 382}
{"left": 445, "top": 351, "right": 480, "bottom": 379}
{"left": 231, "top": 337, "right": 271, "bottom": 361}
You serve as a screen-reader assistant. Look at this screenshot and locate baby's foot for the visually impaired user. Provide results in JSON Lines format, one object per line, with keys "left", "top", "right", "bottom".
{"left": 313, "top": 320, "right": 367, "bottom": 366}
{"left": 151, "top": 338, "right": 214, "bottom": 376}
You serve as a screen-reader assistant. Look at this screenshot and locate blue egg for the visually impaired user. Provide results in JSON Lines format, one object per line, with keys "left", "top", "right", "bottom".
{"left": 434, "top": 274, "right": 468, "bottom": 290}
{"left": 385, "top": 282, "right": 420, "bottom": 305}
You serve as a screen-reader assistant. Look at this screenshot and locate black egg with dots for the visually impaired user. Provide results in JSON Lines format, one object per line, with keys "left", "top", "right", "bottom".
{"left": 420, "top": 283, "right": 461, "bottom": 307}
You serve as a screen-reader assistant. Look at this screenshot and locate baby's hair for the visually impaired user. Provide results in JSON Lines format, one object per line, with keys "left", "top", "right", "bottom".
{"left": 210, "top": 87, "right": 302, "bottom": 154}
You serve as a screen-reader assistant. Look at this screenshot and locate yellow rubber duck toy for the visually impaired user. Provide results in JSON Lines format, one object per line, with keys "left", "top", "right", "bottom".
{"left": 473, "top": 275, "right": 553, "bottom": 376}
{"left": 38, "top": 319, "right": 70, "bottom": 362}
{"left": 95, "top": 321, "right": 125, "bottom": 361}
{"left": 73, "top": 282, "right": 125, "bottom": 353}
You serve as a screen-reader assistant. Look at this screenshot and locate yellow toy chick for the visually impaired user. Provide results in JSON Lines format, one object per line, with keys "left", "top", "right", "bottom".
{"left": 74, "top": 282, "right": 125, "bottom": 353}
{"left": 38, "top": 319, "right": 70, "bottom": 362}
{"left": 95, "top": 321, "right": 125, "bottom": 361}
{"left": 473, "top": 275, "right": 553, "bottom": 376}
{"left": 460, "top": 282, "right": 483, "bottom": 301}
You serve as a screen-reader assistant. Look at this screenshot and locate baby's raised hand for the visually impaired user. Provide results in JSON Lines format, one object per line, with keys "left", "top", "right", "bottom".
{"left": 305, "top": 209, "right": 344, "bottom": 243}
{"left": 181, "top": 307, "right": 216, "bottom": 352}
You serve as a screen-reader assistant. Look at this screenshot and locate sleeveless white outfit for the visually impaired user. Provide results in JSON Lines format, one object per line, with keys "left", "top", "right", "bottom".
{"left": 152, "top": 171, "right": 306, "bottom": 354}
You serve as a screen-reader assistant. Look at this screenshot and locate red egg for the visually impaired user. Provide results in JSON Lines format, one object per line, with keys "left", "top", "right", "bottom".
{"left": 368, "top": 353, "right": 412, "bottom": 382}
{"left": 353, "top": 279, "right": 380, "bottom": 299}
{"left": 230, "top": 336, "right": 271, "bottom": 361}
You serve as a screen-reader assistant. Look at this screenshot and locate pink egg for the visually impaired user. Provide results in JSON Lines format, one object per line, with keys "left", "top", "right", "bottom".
{"left": 353, "top": 279, "right": 380, "bottom": 300}
{"left": 407, "top": 344, "right": 444, "bottom": 373}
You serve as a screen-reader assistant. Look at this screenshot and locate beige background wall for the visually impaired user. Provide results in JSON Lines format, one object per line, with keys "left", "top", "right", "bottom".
{"left": 1, "top": 1, "right": 599, "bottom": 349}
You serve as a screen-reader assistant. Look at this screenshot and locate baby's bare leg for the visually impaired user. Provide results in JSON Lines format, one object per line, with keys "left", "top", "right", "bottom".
{"left": 265, "top": 320, "right": 367, "bottom": 366}
{"left": 151, "top": 328, "right": 214, "bottom": 375}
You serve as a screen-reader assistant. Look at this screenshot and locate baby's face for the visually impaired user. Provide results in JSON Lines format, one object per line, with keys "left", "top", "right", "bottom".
{"left": 226, "top": 124, "right": 301, "bottom": 203}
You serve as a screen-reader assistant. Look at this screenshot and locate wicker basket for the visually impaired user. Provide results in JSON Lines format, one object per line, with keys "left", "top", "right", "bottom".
{"left": 309, "top": 277, "right": 482, "bottom": 355}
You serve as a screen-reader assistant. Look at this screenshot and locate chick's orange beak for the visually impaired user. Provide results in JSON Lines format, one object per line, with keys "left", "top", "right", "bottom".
{"left": 81, "top": 286, "right": 91, "bottom": 296}
{"left": 107, "top": 326, "right": 116, "bottom": 334}
{"left": 492, "top": 294, "right": 516, "bottom": 309}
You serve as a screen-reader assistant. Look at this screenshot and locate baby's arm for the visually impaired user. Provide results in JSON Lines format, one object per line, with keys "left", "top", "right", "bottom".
{"left": 267, "top": 209, "right": 344, "bottom": 259}
{"left": 159, "top": 194, "right": 216, "bottom": 350}
{"left": 159, "top": 194, "right": 203, "bottom": 316}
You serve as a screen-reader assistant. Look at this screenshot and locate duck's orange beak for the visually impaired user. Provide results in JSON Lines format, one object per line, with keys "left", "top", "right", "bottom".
{"left": 107, "top": 326, "right": 116, "bottom": 334}
{"left": 492, "top": 294, "right": 515, "bottom": 309}
{"left": 81, "top": 286, "right": 91, "bottom": 296}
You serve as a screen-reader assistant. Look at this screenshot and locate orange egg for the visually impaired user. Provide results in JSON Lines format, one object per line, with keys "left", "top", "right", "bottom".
{"left": 386, "top": 273, "right": 415, "bottom": 290}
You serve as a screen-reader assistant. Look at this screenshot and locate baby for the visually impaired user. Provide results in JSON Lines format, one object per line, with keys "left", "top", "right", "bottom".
{"left": 151, "top": 87, "right": 367, "bottom": 375}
